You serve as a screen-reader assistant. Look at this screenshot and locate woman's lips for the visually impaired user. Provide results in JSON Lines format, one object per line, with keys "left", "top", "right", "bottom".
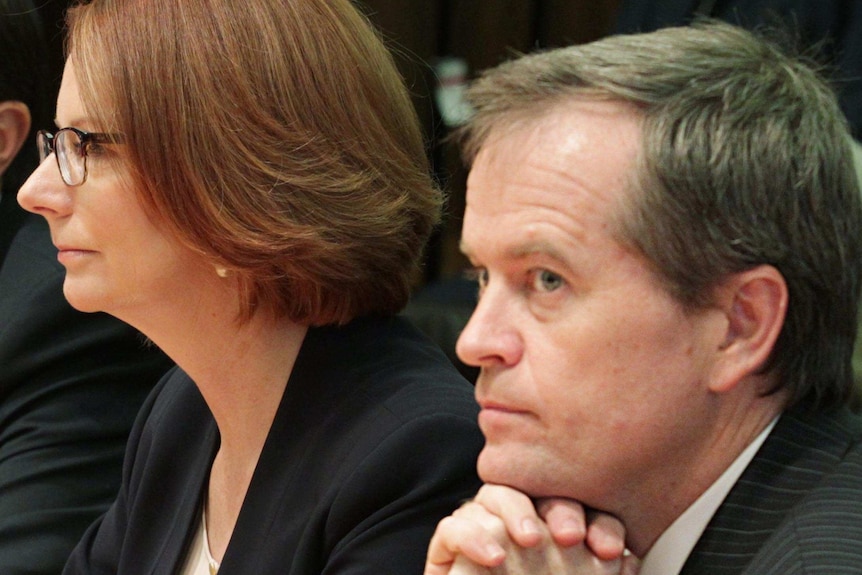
{"left": 56, "top": 247, "right": 97, "bottom": 265}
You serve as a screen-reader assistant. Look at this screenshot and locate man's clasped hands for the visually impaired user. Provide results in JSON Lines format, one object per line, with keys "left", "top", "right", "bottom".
{"left": 425, "top": 485, "right": 641, "bottom": 575}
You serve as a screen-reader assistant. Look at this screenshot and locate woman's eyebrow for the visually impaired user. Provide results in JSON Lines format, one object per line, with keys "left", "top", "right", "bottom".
{"left": 53, "top": 117, "right": 94, "bottom": 130}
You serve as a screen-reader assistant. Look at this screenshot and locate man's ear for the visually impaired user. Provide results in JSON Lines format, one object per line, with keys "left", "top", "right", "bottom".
{"left": 0, "top": 101, "right": 32, "bottom": 176}
{"left": 708, "top": 265, "right": 788, "bottom": 394}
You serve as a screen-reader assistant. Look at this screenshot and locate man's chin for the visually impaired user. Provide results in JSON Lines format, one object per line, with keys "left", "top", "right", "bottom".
{"left": 476, "top": 445, "right": 589, "bottom": 502}
{"left": 477, "top": 446, "right": 542, "bottom": 494}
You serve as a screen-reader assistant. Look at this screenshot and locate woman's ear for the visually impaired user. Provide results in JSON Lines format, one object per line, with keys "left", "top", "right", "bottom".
{"left": 708, "top": 265, "right": 788, "bottom": 394}
{"left": 0, "top": 101, "right": 32, "bottom": 176}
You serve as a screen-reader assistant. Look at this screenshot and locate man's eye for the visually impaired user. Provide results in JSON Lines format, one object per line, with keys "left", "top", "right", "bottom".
{"left": 532, "top": 269, "right": 563, "bottom": 292}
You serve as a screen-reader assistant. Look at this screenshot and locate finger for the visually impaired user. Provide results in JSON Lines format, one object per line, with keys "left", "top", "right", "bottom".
{"left": 584, "top": 511, "right": 627, "bottom": 561}
{"left": 621, "top": 552, "right": 642, "bottom": 575}
{"left": 548, "top": 542, "right": 623, "bottom": 575}
{"left": 472, "top": 484, "right": 545, "bottom": 547}
{"left": 425, "top": 515, "right": 506, "bottom": 572}
{"left": 536, "top": 498, "right": 587, "bottom": 547}
{"left": 424, "top": 557, "right": 452, "bottom": 575}
{"left": 450, "top": 554, "right": 493, "bottom": 575}
{"left": 452, "top": 500, "right": 513, "bottom": 541}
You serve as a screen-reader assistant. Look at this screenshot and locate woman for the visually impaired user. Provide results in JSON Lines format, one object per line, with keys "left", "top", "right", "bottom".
{"left": 18, "top": 0, "right": 483, "bottom": 573}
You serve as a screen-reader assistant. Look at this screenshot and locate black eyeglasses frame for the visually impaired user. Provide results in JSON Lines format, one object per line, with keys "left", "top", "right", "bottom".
{"left": 37, "top": 127, "right": 123, "bottom": 186}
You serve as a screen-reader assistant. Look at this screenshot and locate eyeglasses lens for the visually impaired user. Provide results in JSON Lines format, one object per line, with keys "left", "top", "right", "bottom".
{"left": 56, "top": 130, "right": 86, "bottom": 186}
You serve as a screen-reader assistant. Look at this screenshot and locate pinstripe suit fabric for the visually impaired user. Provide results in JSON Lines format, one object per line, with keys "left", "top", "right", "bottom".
{"left": 680, "top": 406, "right": 862, "bottom": 574}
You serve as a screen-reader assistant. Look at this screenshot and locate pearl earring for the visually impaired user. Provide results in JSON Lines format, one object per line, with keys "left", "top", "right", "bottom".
{"left": 215, "top": 266, "right": 229, "bottom": 278}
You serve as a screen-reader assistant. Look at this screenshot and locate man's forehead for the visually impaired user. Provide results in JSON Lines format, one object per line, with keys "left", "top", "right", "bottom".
{"left": 467, "top": 102, "right": 641, "bottom": 209}
{"left": 476, "top": 99, "right": 643, "bottom": 170}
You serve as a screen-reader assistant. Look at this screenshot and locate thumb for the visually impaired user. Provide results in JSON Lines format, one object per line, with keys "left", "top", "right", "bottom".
{"left": 621, "top": 552, "right": 641, "bottom": 575}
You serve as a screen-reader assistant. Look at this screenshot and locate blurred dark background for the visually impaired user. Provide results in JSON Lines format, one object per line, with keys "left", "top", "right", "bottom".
{"left": 357, "top": 0, "right": 623, "bottom": 282}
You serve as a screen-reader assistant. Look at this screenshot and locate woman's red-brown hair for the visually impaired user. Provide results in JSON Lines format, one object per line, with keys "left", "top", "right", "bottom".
{"left": 67, "top": 0, "right": 441, "bottom": 325}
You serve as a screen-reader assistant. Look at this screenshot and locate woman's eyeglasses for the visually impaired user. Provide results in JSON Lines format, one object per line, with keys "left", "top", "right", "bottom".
{"left": 37, "top": 127, "right": 122, "bottom": 186}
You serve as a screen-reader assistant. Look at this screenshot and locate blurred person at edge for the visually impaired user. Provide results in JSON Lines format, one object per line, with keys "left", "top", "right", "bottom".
{"left": 425, "top": 21, "right": 862, "bottom": 575}
{"left": 0, "top": 1, "right": 173, "bottom": 573}
{"left": 17, "top": 0, "right": 490, "bottom": 573}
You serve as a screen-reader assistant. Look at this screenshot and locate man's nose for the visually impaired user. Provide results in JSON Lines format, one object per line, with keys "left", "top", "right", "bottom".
{"left": 456, "top": 283, "right": 523, "bottom": 369}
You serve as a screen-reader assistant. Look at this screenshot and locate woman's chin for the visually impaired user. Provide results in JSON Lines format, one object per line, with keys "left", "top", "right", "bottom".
{"left": 62, "top": 283, "right": 107, "bottom": 314}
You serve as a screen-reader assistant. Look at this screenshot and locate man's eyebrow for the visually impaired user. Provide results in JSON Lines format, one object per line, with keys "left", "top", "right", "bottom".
{"left": 506, "top": 240, "right": 558, "bottom": 257}
{"left": 459, "top": 238, "right": 571, "bottom": 264}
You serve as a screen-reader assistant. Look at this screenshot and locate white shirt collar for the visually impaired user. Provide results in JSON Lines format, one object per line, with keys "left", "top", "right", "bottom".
{"left": 638, "top": 416, "right": 779, "bottom": 575}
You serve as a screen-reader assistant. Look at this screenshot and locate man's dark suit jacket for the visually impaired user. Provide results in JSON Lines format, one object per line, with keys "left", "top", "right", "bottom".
{"left": 615, "top": 0, "right": 862, "bottom": 141}
{"left": 62, "top": 315, "right": 484, "bottom": 575}
{"left": 681, "top": 405, "right": 862, "bottom": 574}
{"left": 0, "top": 191, "right": 173, "bottom": 574}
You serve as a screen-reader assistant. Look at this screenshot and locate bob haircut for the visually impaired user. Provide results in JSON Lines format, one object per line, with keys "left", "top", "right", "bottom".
{"left": 457, "top": 21, "right": 862, "bottom": 411}
{"left": 66, "top": 0, "right": 441, "bottom": 326}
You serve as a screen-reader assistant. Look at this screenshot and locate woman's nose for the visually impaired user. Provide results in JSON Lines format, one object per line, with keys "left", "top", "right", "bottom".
{"left": 18, "top": 156, "right": 73, "bottom": 219}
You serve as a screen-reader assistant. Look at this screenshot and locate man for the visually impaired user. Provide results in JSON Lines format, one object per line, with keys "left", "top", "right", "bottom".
{"left": 425, "top": 21, "right": 862, "bottom": 575}
{"left": 0, "top": 2, "right": 173, "bottom": 572}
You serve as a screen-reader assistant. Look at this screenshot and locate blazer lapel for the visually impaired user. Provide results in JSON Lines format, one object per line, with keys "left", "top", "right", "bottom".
{"left": 680, "top": 407, "right": 856, "bottom": 575}
{"left": 148, "top": 417, "right": 219, "bottom": 575}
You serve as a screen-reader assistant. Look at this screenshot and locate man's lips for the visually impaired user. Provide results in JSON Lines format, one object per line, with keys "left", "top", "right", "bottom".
{"left": 477, "top": 399, "right": 531, "bottom": 428}
{"left": 478, "top": 399, "right": 524, "bottom": 413}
